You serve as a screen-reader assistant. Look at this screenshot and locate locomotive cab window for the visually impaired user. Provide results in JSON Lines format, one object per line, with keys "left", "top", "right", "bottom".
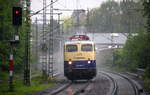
{"left": 81, "top": 44, "right": 93, "bottom": 51}
{"left": 66, "top": 45, "right": 77, "bottom": 52}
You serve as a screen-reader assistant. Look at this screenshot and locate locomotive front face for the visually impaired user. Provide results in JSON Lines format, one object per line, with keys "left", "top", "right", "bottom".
{"left": 64, "top": 42, "right": 96, "bottom": 80}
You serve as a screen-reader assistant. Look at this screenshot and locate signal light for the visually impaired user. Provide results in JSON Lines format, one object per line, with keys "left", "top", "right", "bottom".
{"left": 15, "top": 10, "right": 19, "bottom": 14}
{"left": 12, "top": 7, "right": 22, "bottom": 26}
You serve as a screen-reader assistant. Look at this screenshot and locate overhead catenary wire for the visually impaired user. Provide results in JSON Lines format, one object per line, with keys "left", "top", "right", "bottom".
{"left": 56, "top": 2, "right": 68, "bottom": 9}
{"left": 31, "top": 0, "right": 59, "bottom": 17}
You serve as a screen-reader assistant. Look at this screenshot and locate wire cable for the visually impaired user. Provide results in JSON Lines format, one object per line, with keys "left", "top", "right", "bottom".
{"left": 57, "top": 2, "right": 68, "bottom": 9}
{"left": 31, "top": 0, "right": 59, "bottom": 17}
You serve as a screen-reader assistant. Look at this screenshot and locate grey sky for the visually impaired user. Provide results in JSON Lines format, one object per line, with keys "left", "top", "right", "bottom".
{"left": 31, "top": 0, "right": 119, "bottom": 21}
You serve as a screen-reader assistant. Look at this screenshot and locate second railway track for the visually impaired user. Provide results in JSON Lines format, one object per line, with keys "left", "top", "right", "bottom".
{"left": 42, "top": 71, "right": 141, "bottom": 95}
{"left": 51, "top": 72, "right": 117, "bottom": 95}
{"left": 100, "top": 71, "right": 141, "bottom": 95}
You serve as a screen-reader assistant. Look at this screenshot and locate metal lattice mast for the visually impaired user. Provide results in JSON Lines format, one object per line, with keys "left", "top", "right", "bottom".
{"left": 123, "top": 0, "right": 132, "bottom": 36}
{"left": 76, "top": 0, "right": 79, "bottom": 34}
{"left": 24, "top": 0, "right": 31, "bottom": 85}
{"left": 42, "top": 0, "right": 47, "bottom": 76}
{"left": 48, "top": 0, "right": 54, "bottom": 78}
{"left": 86, "top": 9, "right": 90, "bottom": 34}
{"left": 35, "top": 18, "right": 38, "bottom": 68}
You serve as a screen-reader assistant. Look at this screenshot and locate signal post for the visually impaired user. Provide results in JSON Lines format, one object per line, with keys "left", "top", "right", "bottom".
{"left": 8, "top": 46, "right": 14, "bottom": 91}
{"left": 8, "top": 7, "right": 22, "bottom": 91}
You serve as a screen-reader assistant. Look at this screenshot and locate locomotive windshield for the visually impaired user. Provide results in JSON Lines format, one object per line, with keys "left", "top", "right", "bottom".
{"left": 66, "top": 45, "right": 77, "bottom": 52}
{"left": 81, "top": 44, "right": 93, "bottom": 51}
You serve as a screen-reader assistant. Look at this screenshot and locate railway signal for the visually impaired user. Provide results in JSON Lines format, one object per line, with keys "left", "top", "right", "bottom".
{"left": 8, "top": 7, "right": 22, "bottom": 90}
{"left": 12, "top": 7, "right": 22, "bottom": 26}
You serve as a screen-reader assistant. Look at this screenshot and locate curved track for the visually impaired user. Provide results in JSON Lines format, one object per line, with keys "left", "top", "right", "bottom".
{"left": 51, "top": 73, "right": 116, "bottom": 95}
{"left": 50, "top": 81, "right": 72, "bottom": 95}
{"left": 100, "top": 71, "right": 140, "bottom": 95}
{"left": 99, "top": 71, "right": 118, "bottom": 95}
{"left": 49, "top": 71, "right": 140, "bottom": 95}
{"left": 50, "top": 80, "right": 93, "bottom": 95}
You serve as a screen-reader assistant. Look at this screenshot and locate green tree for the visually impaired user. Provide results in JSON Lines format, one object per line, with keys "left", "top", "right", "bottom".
{"left": 86, "top": 0, "right": 145, "bottom": 33}
{"left": 112, "top": 0, "right": 150, "bottom": 78}
{"left": 143, "top": 0, "right": 150, "bottom": 77}
{"left": 0, "top": 0, "right": 26, "bottom": 72}
{"left": 63, "top": 17, "right": 74, "bottom": 33}
{"left": 114, "top": 32, "right": 149, "bottom": 72}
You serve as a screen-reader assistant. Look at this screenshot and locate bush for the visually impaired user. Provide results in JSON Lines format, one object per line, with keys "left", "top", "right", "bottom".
{"left": 0, "top": 61, "right": 9, "bottom": 71}
{"left": 113, "top": 31, "right": 150, "bottom": 75}
{"left": 145, "top": 65, "right": 150, "bottom": 78}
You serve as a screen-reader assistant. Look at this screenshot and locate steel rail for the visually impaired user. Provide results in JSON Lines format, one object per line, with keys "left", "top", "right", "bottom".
{"left": 50, "top": 81, "right": 72, "bottom": 95}
{"left": 105, "top": 71, "right": 141, "bottom": 95}
{"left": 73, "top": 80, "right": 92, "bottom": 95}
{"left": 99, "top": 71, "right": 118, "bottom": 95}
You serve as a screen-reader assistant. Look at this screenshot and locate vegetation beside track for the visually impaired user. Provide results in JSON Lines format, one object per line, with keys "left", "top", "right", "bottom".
{"left": 108, "top": 0, "right": 150, "bottom": 82}
{"left": 0, "top": 73, "right": 54, "bottom": 95}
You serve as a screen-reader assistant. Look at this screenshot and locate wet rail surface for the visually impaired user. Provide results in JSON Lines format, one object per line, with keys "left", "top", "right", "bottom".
{"left": 124, "top": 72, "right": 148, "bottom": 95}
{"left": 99, "top": 71, "right": 118, "bottom": 95}
{"left": 51, "top": 80, "right": 94, "bottom": 95}
{"left": 33, "top": 71, "right": 142, "bottom": 95}
{"left": 100, "top": 71, "right": 141, "bottom": 95}
{"left": 50, "top": 72, "right": 113, "bottom": 95}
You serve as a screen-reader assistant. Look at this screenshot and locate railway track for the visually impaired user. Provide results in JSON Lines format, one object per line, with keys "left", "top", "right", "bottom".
{"left": 50, "top": 81, "right": 72, "bottom": 95}
{"left": 40, "top": 71, "right": 141, "bottom": 95}
{"left": 99, "top": 71, "right": 118, "bottom": 95}
{"left": 113, "top": 72, "right": 140, "bottom": 95}
{"left": 50, "top": 72, "right": 116, "bottom": 95}
{"left": 51, "top": 80, "right": 94, "bottom": 95}
{"left": 72, "top": 80, "right": 91, "bottom": 95}
{"left": 100, "top": 71, "right": 141, "bottom": 95}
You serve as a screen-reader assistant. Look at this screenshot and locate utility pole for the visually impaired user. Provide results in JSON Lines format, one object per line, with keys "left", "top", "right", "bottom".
{"left": 109, "top": 0, "right": 114, "bottom": 65}
{"left": 48, "top": 0, "right": 54, "bottom": 78}
{"left": 35, "top": 18, "right": 38, "bottom": 66}
{"left": 86, "top": 9, "right": 89, "bottom": 35}
{"left": 76, "top": 0, "right": 79, "bottom": 34}
{"left": 123, "top": 0, "right": 132, "bottom": 37}
{"left": 57, "top": 13, "right": 61, "bottom": 35}
{"left": 42, "top": 0, "right": 48, "bottom": 78}
{"left": 24, "top": 0, "right": 31, "bottom": 85}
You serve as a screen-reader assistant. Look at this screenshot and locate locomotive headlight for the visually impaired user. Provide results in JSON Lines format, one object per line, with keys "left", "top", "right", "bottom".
{"left": 68, "top": 59, "right": 72, "bottom": 65}
{"left": 68, "top": 61, "right": 72, "bottom": 65}
{"left": 88, "top": 60, "right": 91, "bottom": 64}
{"left": 88, "top": 58, "right": 91, "bottom": 64}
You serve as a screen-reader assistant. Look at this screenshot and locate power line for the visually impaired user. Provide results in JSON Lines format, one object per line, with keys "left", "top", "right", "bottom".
{"left": 31, "top": 0, "right": 59, "bottom": 17}
{"left": 57, "top": 2, "right": 68, "bottom": 9}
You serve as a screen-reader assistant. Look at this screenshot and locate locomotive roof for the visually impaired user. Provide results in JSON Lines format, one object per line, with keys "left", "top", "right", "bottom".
{"left": 65, "top": 40, "right": 94, "bottom": 45}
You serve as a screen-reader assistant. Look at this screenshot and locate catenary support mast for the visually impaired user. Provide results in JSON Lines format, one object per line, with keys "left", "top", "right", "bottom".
{"left": 48, "top": 0, "right": 54, "bottom": 77}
